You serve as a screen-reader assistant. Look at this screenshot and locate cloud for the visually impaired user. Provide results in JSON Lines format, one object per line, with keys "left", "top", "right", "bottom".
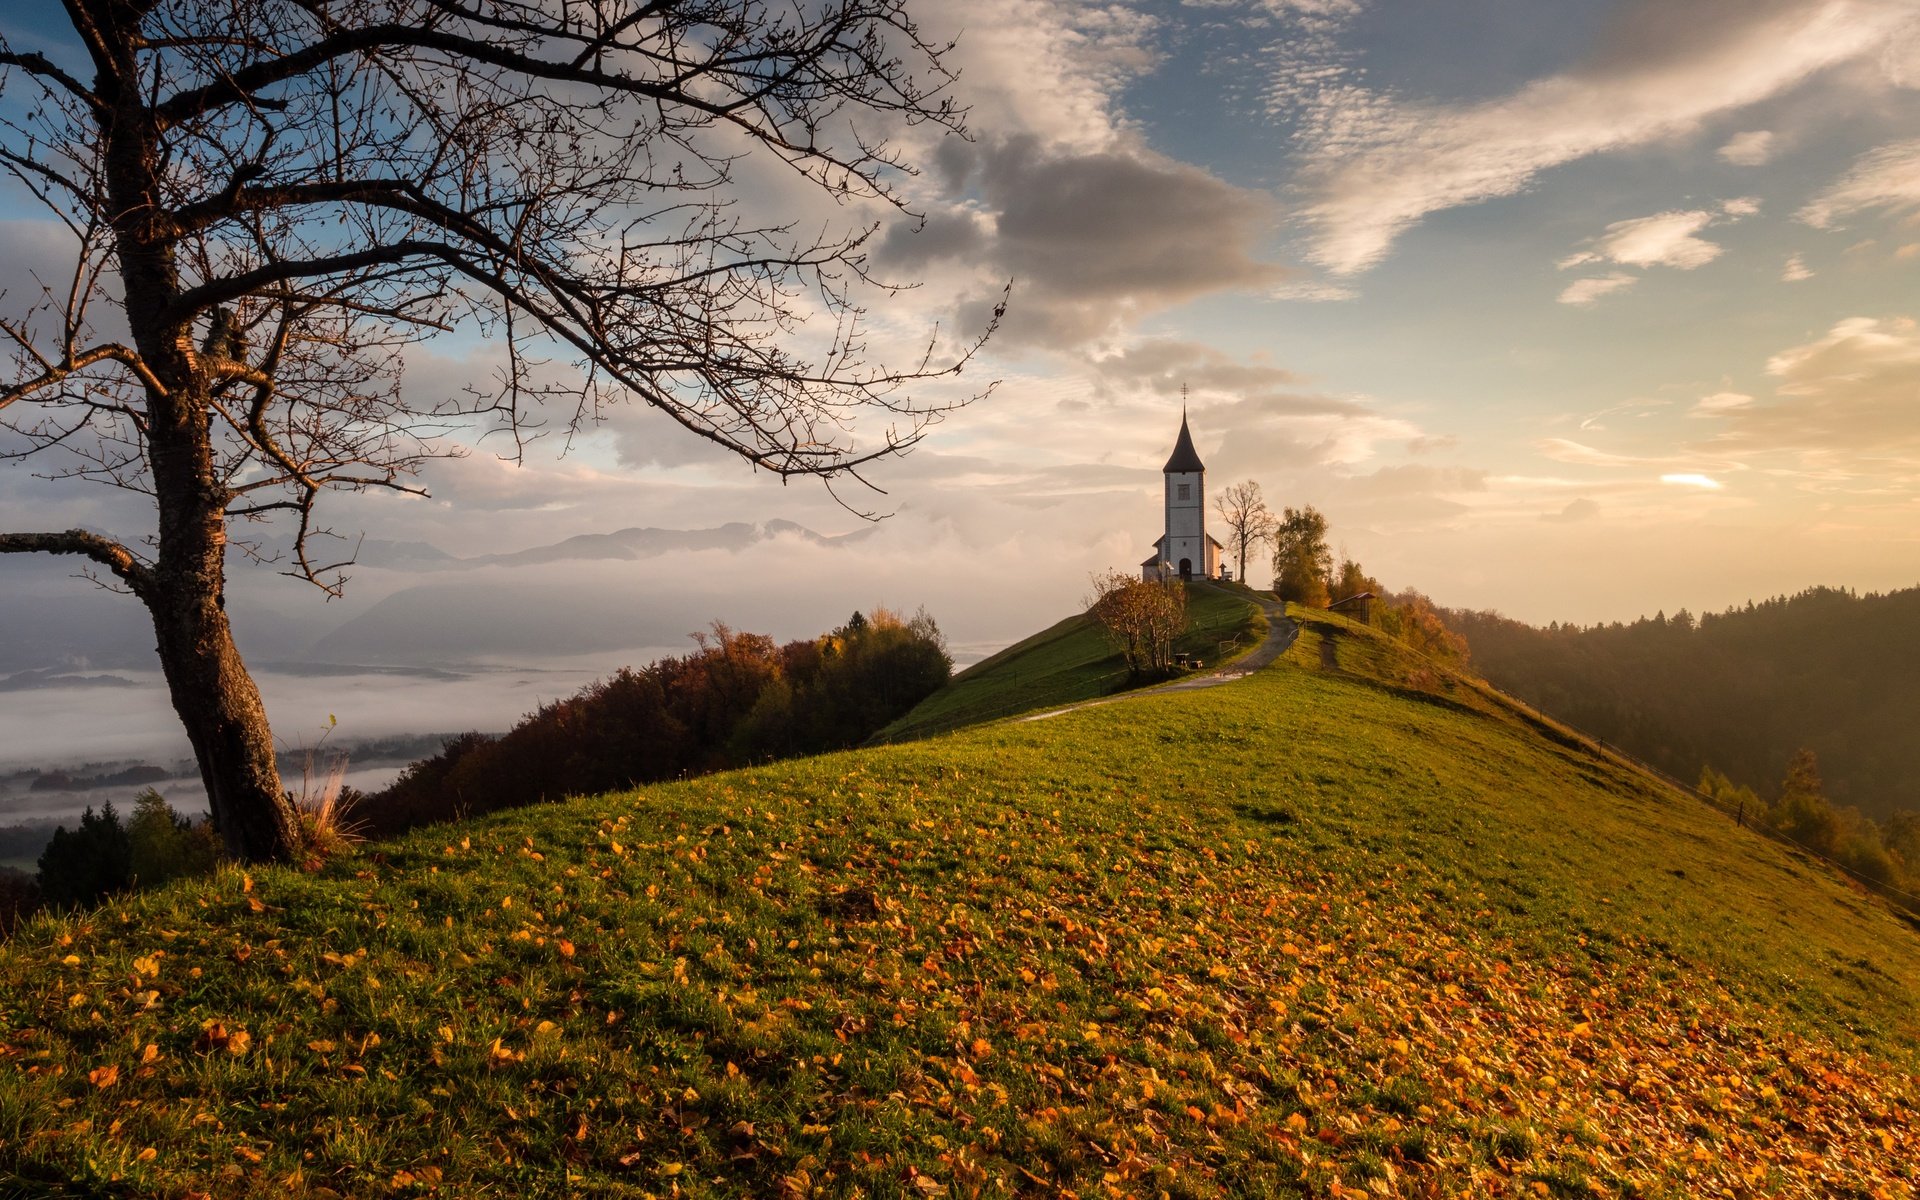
{"left": 1284, "top": 0, "right": 1918, "bottom": 273}
{"left": 1544, "top": 497, "right": 1601, "bottom": 523}
{"left": 1660, "top": 473, "right": 1725, "bottom": 489}
{"left": 1572, "top": 209, "right": 1729, "bottom": 271}
{"left": 1798, "top": 138, "right": 1920, "bottom": 228}
{"left": 1086, "top": 339, "right": 1305, "bottom": 399}
{"left": 888, "top": 138, "right": 1286, "bottom": 347}
{"left": 1694, "top": 391, "right": 1755, "bottom": 415}
{"left": 1697, "top": 316, "right": 1920, "bottom": 478}
{"left": 1558, "top": 274, "right": 1639, "bottom": 306}
{"left": 1269, "top": 279, "right": 1359, "bottom": 302}
{"left": 1718, "top": 130, "right": 1778, "bottom": 165}
{"left": 1781, "top": 253, "right": 1814, "bottom": 281}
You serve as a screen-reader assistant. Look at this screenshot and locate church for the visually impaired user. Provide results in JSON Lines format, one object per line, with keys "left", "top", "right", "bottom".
{"left": 1141, "top": 410, "right": 1225, "bottom": 582}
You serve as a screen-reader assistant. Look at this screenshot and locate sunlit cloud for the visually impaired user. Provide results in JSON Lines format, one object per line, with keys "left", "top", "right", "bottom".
{"left": 1798, "top": 138, "right": 1920, "bottom": 228}
{"left": 1694, "top": 392, "right": 1755, "bottom": 416}
{"left": 1661, "top": 473, "right": 1725, "bottom": 490}
{"left": 1558, "top": 273, "right": 1638, "bottom": 306}
{"left": 1781, "top": 253, "right": 1814, "bottom": 281}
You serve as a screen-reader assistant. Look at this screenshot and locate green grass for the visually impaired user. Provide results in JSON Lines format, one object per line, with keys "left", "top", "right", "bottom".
{"left": 874, "top": 581, "right": 1267, "bottom": 742}
{"left": 3, "top": 610, "right": 1917, "bottom": 1198}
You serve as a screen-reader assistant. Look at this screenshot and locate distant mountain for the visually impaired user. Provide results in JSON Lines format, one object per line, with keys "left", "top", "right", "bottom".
{"left": 248, "top": 520, "right": 870, "bottom": 572}
{"left": 1440, "top": 586, "right": 1920, "bottom": 820}
{"left": 2, "top": 521, "right": 870, "bottom": 675}
{"left": 299, "top": 521, "right": 873, "bottom": 665}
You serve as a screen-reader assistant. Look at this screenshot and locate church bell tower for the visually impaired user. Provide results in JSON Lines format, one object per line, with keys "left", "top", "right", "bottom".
{"left": 1142, "top": 391, "right": 1222, "bottom": 582}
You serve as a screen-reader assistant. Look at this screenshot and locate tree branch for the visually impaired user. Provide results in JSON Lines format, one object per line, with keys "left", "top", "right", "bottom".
{"left": 0, "top": 49, "right": 105, "bottom": 114}
{"left": 0, "top": 528, "right": 151, "bottom": 596}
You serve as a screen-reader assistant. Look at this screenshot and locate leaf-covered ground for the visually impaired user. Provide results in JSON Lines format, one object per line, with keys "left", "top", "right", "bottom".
{"left": 3, "top": 616, "right": 1917, "bottom": 1198}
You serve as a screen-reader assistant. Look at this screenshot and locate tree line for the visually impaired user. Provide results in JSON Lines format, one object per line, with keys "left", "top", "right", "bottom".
{"left": 365, "top": 610, "right": 951, "bottom": 836}
{"left": 1438, "top": 586, "right": 1920, "bottom": 822}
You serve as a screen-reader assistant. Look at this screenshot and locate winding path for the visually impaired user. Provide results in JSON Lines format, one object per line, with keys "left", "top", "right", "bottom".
{"left": 1018, "top": 588, "right": 1297, "bottom": 724}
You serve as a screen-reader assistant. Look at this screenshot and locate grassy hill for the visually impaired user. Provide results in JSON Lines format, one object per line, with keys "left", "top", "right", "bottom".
{"left": 2, "top": 606, "right": 1917, "bottom": 1198}
{"left": 874, "top": 581, "right": 1268, "bottom": 742}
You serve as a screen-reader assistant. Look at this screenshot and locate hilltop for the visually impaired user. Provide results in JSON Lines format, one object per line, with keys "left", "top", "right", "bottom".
{"left": 2, "top": 605, "right": 1916, "bottom": 1197}
{"left": 875, "top": 582, "right": 1269, "bottom": 741}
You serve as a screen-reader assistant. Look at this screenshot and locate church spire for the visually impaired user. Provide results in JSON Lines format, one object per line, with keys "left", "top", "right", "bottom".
{"left": 1162, "top": 402, "right": 1205, "bottom": 474}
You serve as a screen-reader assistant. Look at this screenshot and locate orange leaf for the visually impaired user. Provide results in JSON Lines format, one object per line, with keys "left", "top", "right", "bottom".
{"left": 89, "top": 1064, "right": 119, "bottom": 1089}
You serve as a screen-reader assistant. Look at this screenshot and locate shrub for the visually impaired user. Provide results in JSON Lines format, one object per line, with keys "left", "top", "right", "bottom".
{"left": 127, "top": 789, "right": 221, "bottom": 887}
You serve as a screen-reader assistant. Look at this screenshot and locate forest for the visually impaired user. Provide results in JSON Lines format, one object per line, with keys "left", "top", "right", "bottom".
{"left": 1441, "top": 586, "right": 1920, "bottom": 821}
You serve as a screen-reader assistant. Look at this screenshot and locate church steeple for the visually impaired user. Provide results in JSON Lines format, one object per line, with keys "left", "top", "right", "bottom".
{"left": 1162, "top": 411, "right": 1205, "bottom": 474}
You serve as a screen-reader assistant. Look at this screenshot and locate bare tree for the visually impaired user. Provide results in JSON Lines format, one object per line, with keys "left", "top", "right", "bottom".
{"left": 1214, "top": 479, "right": 1274, "bottom": 584}
{"left": 0, "top": 0, "right": 999, "bottom": 862}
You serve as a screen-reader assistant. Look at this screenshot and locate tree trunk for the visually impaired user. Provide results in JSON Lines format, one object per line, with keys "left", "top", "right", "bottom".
{"left": 86, "top": 10, "right": 300, "bottom": 864}
{"left": 147, "top": 568, "right": 299, "bottom": 864}
{"left": 141, "top": 397, "right": 299, "bottom": 864}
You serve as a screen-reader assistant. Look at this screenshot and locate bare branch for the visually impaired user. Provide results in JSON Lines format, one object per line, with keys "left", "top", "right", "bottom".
{"left": 0, "top": 528, "right": 151, "bottom": 596}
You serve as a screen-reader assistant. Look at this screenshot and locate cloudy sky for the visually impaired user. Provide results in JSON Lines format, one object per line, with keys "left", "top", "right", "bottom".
{"left": 5, "top": 0, "right": 1920, "bottom": 745}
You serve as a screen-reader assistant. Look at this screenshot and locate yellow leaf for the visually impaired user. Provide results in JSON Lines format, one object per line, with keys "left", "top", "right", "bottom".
{"left": 438, "top": 1026, "right": 455, "bottom": 1044}
{"left": 659, "top": 1163, "right": 684, "bottom": 1177}
{"left": 307, "top": 1040, "right": 337, "bottom": 1054}
{"left": 226, "top": 1029, "right": 252, "bottom": 1055}
{"left": 140, "top": 1044, "right": 159, "bottom": 1065}
{"left": 61, "top": 954, "right": 81, "bottom": 966}
{"left": 501, "top": 896, "right": 512, "bottom": 909}
{"left": 135, "top": 1147, "right": 157, "bottom": 1163}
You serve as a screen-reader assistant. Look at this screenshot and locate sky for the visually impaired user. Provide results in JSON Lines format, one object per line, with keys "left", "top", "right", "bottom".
{"left": 4, "top": 0, "right": 1920, "bottom": 763}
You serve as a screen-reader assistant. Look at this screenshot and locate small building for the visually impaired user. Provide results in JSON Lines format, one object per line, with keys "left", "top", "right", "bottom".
{"left": 1328, "top": 591, "right": 1377, "bottom": 625}
{"left": 1141, "top": 411, "right": 1223, "bottom": 582}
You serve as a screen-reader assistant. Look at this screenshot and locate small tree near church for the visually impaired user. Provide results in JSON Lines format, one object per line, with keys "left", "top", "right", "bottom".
{"left": 1088, "top": 570, "right": 1189, "bottom": 678}
{"left": 1216, "top": 480, "right": 1277, "bottom": 585}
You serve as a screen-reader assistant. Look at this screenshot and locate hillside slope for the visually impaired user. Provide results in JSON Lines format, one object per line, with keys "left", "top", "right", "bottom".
{"left": 2, "top": 610, "right": 1916, "bottom": 1198}
{"left": 1442, "top": 585, "right": 1920, "bottom": 820}
{"left": 874, "top": 581, "right": 1266, "bottom": 741}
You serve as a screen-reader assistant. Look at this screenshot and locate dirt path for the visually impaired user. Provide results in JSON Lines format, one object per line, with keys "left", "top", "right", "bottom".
{"left": 1019, "top": 591, "right": 1296, "bottom": 724}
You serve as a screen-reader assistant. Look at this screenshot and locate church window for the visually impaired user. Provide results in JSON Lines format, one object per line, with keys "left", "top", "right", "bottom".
{"left": 1177, "top": 483, "right": 1191, "bottom": 501}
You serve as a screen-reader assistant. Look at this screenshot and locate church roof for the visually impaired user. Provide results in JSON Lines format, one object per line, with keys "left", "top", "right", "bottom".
{"left": 1163, "top": 413, "right": 1205, "bottom": 473}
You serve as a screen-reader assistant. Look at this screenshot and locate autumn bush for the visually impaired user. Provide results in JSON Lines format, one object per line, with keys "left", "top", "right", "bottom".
{"left": 364, "top": 609, "right": 950, "bottom": 837}
{"left": 1086, "top": 570, "right": 1189, "bottom": 677}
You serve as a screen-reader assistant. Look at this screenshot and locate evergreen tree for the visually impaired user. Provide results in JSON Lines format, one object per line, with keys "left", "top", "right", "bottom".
{"left": 37, "top": 804, "right": 132, "bottom": 910}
